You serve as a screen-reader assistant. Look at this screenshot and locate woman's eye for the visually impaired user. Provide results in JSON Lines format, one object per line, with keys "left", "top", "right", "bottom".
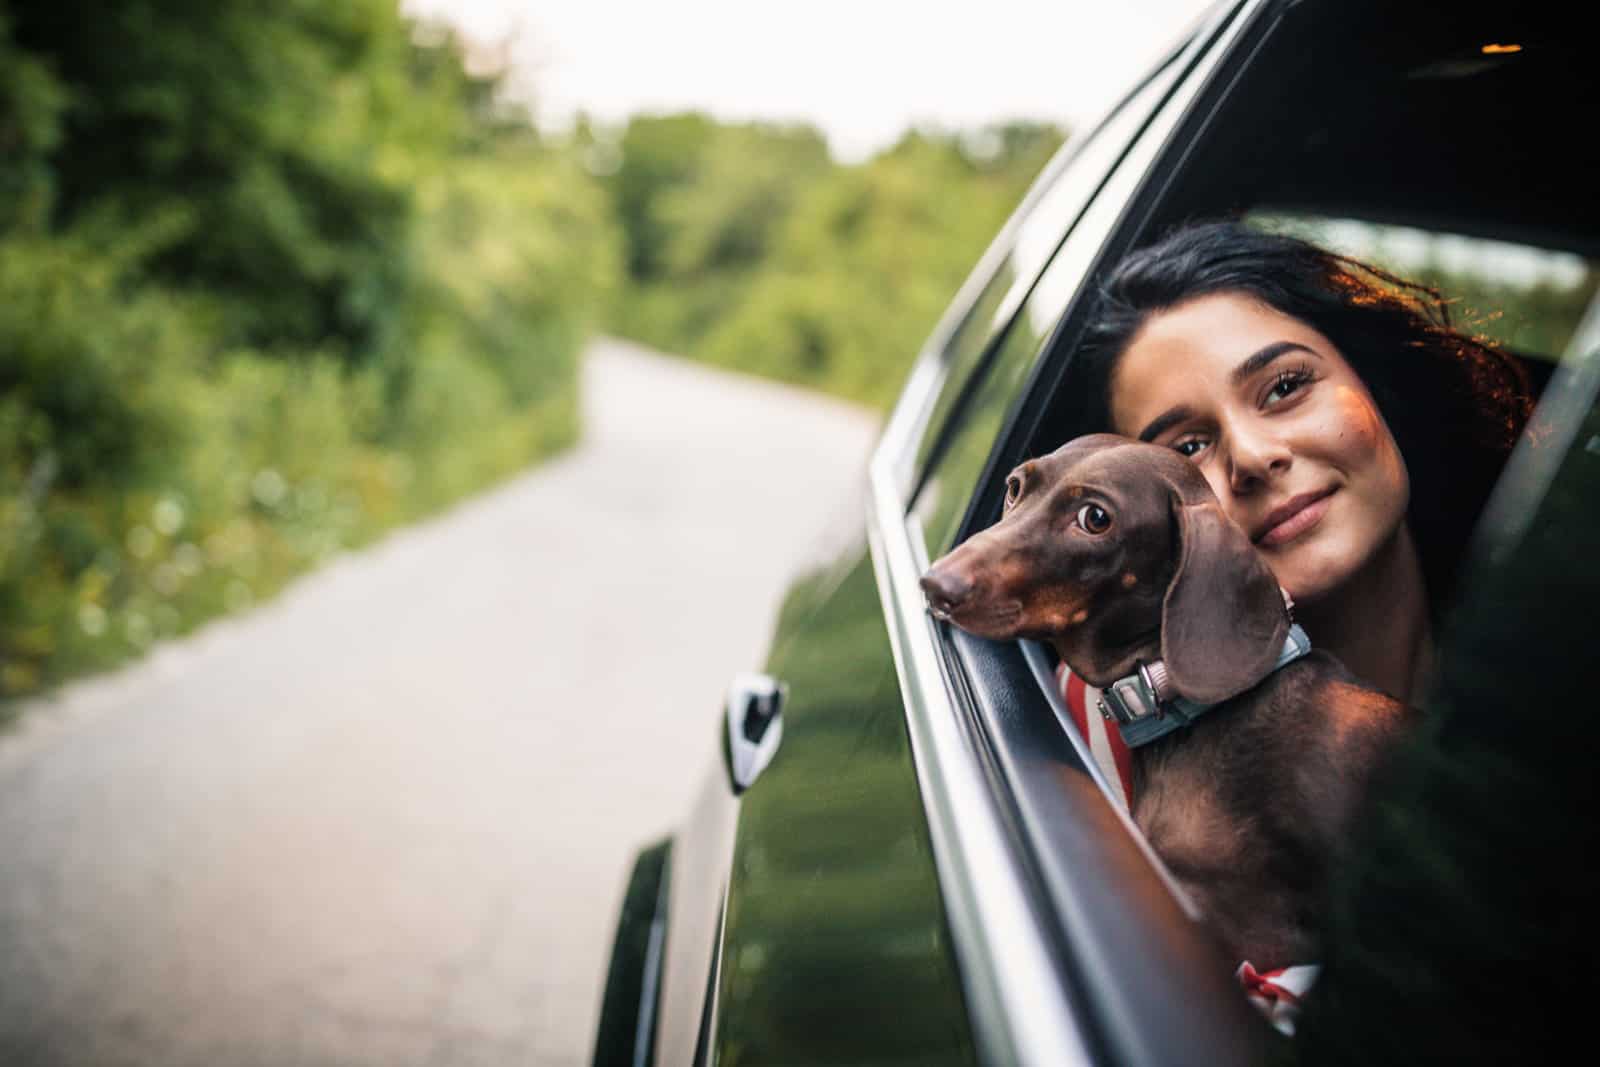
{"left": 1004, "top": 473, "right": 1024, "bottom": 510}
{"left": 1077, "top": 503, "right": 1112, "bottom": 534}
{"left": 1173, "top": 438, "right": 1207, "bottom": 459}
{"left": 1264, "top": 368, "right": 1314, "bottom": 405}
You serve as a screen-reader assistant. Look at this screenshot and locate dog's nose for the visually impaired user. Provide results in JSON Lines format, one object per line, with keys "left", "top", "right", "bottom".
{"left": 920, "top": 567, "right": 972, "bottom": 620}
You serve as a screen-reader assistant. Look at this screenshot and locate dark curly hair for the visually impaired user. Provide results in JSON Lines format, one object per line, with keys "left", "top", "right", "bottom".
{"left": 1071, "top": 219, "right": 1533, "bottom": 614}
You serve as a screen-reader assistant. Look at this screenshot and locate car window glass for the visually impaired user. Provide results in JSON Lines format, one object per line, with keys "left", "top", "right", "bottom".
{"left": 911, "top": 158, "right": 1145, "bottom": 556}
{"left": 1473, "top": 289, "right": 1600, "bottom": 566}
{"left": 909, "top": 52, "right": 1186, "bottom": 483}
{"left": 1250, "top": 211, "right": 1600, "bottom": 361}
{"left": 1296, "top": 295, "right": 1599, "bottom": 1057}
{"left": 914, "top": 315, "right": 1039, "bottom": 555}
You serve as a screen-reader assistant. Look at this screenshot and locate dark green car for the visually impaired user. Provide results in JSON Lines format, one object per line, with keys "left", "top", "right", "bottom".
{"left": 596, "top": 1, "right": 1596, "bottom": 1062}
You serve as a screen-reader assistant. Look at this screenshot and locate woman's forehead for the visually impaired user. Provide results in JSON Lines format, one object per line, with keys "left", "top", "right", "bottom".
{"left": 1109, "top": 292, "right": 1340, "bottom": 427}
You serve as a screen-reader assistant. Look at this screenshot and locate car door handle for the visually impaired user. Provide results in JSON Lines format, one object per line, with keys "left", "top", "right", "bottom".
{"left": 724, "top": 672, "right": 786, "bottom": 794}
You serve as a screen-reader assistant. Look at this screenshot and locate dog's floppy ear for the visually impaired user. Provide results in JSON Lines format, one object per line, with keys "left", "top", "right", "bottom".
{"left": 1160, "top": 496, "right": 1290, "bottom": 704}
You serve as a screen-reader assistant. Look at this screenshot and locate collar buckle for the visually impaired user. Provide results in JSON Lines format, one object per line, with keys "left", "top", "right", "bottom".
{"left": 1099, "top": 617, "right": 1313, "bottom": 749}
{"left": 1097, "top": 662, "right": 1166, "bottom": 726}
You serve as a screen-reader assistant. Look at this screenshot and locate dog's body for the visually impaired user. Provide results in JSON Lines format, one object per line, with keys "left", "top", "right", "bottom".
{"left": 921, "top": 434, "right": 1416, "bottom": 969}
{"left": 1131, "top": 653, "right": 1410, "bottom": 967}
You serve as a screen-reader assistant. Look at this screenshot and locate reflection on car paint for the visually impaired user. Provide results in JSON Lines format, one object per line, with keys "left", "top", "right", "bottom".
{"left": 714, "top": 546, "right": 976, "bottom": 1065}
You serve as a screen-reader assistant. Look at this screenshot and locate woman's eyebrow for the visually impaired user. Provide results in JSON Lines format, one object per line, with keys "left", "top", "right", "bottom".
{"left": 1137, "top": 405, "right": 1196, "bottom": 443}
{"left": 1229, "top": 341, "right": 1318, "bottom": 386}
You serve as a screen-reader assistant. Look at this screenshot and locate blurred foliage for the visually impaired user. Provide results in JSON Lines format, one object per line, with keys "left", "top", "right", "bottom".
{"left": 0, "top": 1, "right": 619, "bottom": 702}
{"left": 1252, "top": 213, "right": 1599, "bottom": 362}
{"left": 605, "top": 115, "right": 1066, "bottom": 409}
{"left": 1412, "top": 265, "right": 1598, "bottom": 360}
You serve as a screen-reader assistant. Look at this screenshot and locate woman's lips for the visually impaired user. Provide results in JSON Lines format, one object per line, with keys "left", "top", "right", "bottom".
{"left": 1254, "top": 489, "right": 1335, "bottom": 548}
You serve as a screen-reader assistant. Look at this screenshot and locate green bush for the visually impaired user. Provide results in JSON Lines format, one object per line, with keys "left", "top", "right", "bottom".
{"left": 0, "top": 3, "right": 619, "bottom": 703}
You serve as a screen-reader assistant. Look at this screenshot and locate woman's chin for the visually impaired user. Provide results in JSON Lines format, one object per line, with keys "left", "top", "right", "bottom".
{"left": 1285, "top": 523, "right": 1416, "bottom": 609}
{"left": 1266, "top": 552, "right": 1348, "bottom": 608}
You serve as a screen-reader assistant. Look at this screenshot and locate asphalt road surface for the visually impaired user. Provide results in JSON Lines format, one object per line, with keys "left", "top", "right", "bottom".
{"left": 0, "top": 338, "right": 881, "bottom": 1067}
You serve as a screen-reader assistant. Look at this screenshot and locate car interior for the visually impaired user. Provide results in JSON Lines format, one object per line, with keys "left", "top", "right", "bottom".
{"left": 916, "top": 0, "right": 1595, "bottom": 1052}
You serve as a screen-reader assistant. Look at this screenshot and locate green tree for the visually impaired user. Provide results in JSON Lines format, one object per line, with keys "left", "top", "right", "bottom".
{"left": 0, "top": 1, "right": 619, "bottom": 699}
{"left": 694, "top": 124, "right": 1065, "bottom": 406}
{"left": 610, "top": 112, "right": 718, "bottom": 282}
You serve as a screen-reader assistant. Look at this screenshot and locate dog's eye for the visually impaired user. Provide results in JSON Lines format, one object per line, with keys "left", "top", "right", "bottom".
{"left": 1077, "top": 503, "right": 1112, "bottom": 534}
{"left": 1004, "top": 472, "right": 1024, "bottom": 511}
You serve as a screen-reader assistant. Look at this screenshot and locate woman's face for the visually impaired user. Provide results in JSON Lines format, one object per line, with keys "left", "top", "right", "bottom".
{"left": 1108, "top": 291, "right": 1409, "bottom": 604}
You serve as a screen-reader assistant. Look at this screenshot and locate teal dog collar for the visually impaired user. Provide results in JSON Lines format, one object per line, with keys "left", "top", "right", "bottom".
{"left": 1098, "top": 623, "right": 1313, "bottom": 748}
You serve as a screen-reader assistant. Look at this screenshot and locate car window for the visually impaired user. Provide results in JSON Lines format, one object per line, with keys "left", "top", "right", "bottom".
{"left": 1249, "top": 211, "right": 1600, "bottom": 361}
{"left": 907, "top": 46, "right": 1189, "bottom": 487}
{"left": 1470, "top": 290, "right": 1600, "bottom": 567}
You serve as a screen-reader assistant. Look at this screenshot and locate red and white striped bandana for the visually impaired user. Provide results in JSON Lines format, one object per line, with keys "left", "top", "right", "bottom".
{"left": 1236, "top": 962, "right": 1321, "bottom": 1035}
{"left": 1055, "top": 662, "right": 1136, "bottom": 810}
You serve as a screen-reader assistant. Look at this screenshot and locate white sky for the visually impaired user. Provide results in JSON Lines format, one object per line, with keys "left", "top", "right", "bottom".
{"left": 402, "top": 0, "right": 1219, "bottom": 160}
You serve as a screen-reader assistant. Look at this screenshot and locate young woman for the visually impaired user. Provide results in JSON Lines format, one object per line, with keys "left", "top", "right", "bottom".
{"left": 1071, "top": 220, "right": 1533, "bottom": 705}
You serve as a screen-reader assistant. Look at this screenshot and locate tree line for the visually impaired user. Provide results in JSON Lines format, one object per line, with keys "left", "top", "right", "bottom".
{"left": 599, "top": 114, "right": 1064, "bottom": 407}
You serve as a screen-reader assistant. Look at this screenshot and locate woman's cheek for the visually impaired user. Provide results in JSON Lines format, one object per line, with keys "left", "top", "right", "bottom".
{"left": 1328, "top": 385, "right": 1385, "bottom": 454}
{"left": 1337, "top": 385, "right": 1409, "bottom": 509}
{"left": 1322, "top": 387, "right": 1411, "bottom": 562}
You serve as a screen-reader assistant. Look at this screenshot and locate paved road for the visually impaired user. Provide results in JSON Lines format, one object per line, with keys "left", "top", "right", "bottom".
{"left": 0, "top": 339, "right": 881, "bottom": 1067}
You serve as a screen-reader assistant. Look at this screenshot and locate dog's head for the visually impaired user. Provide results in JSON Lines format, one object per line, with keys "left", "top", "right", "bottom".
{"left": 920, "top": 434, "right": 1289, "bottom": 704}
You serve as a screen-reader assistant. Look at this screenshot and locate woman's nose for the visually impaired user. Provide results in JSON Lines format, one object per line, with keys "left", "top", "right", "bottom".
{"left": 1224, "top": 422, "right": 1292, "bottom": 494}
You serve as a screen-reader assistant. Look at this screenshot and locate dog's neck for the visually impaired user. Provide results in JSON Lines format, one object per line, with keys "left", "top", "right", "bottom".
{"left": 1045, "top": 584, "right": 1166, "bottom": 688}
{"left": 1095, "top": 622, "right": 1314, "bottom": 748}
{"left": 1047, "top": 630, "right": 1159, "bottom": 687}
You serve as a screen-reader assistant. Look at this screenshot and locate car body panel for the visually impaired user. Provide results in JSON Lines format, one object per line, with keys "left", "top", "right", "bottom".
{"left": 651, "top": 738, "right": 740, "bottom": 1066}
{"left": 711, "top": 545, "right": 977, "bottom": 1065}
{"left": 593, "top": 840, "right": 671, "bottom": 1067}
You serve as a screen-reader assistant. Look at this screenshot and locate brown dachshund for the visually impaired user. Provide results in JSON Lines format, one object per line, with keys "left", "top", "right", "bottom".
{"left": 920, "top": 434, "right": 1416, "bottom": 970}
